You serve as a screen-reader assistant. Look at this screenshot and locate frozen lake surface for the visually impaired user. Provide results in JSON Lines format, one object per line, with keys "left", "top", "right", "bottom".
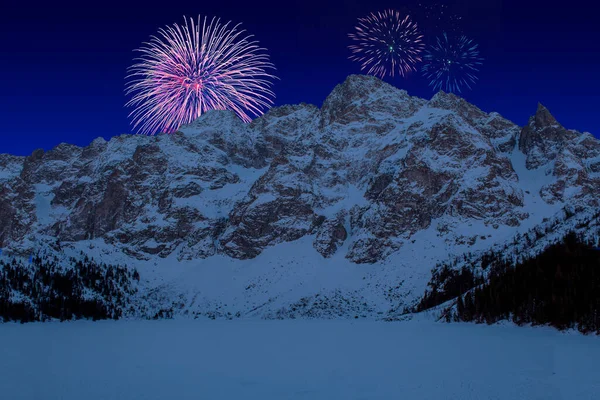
{"left": 1, "top": 319, "right": 598, "bottom": 400}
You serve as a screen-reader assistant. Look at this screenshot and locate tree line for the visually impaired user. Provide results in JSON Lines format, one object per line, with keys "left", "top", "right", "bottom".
{"left": 451, "top": 232, "right": 600, "bottom": 334}
{"left": 0, "top": 252, "right": 139, "bottom": 323}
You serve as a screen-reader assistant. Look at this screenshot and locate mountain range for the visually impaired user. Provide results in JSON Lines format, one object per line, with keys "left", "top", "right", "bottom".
{"left": 1, "top": 74, "right": 599, "bottom": 320}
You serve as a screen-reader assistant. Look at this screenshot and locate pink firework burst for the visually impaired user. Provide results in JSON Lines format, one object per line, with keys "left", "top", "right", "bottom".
{"left": 348, "top": 10, "right": 425, "bottom": 78}
{"left": 125, "top": 16, "right": 277, "bottom": 134}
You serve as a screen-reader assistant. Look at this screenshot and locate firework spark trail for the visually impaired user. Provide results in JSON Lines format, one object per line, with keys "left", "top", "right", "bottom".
{"left": 422, "top": 33, "right": 483, "bottom": 93}
{"left": 125, "top": 16, "right": 276, "bottom": 135}
{"left": 348, "top": 10, "right": 425, "bottom": 78}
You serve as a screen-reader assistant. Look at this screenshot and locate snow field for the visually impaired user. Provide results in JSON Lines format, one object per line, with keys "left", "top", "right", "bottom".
{"left": 1, "top": 319, "right": 598, "bottom": 400}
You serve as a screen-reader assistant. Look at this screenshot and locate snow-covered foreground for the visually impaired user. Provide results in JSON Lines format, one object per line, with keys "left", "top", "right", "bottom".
{"left": 1, "top": 320, "right": 598, "bottom": 400}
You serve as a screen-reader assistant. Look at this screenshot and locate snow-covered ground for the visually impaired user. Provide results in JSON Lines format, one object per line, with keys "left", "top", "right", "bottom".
{"left": 1, "top": 319, "right": 598, "bottom": 400}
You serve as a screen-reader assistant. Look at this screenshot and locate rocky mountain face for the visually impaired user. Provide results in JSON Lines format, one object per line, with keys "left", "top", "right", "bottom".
{"left": 519, "top": 104, "right": 600, "bottom": 204}
{"left": 1, "top": 75, "right": 599, "bottom": 269}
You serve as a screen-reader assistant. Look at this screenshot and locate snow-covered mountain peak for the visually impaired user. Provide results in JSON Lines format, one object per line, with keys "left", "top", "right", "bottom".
{"left": 428, "top": 90, "right": 461, "bottom": 106}
{"left": 519, "top": 102, "right": 588, "bottom": 171}
{"left": 180, "top": 109, "right": 245, "bottom": 132}
{"left": 533, "top": 102, "right": 560, "bottom": 128}
{"left": 1, "top": 74, "right": 598, "bottom": 268}
{"left": 320, "top": 75, "right": 425, "bottom": 127}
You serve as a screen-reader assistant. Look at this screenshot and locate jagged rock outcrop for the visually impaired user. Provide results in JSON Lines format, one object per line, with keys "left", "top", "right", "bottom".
{"left": 519, "top": 104, "right": 600, "bottom": 205}
{"left": 0, "top": 75, "right": 599, "bottom": 265}
{"left": 519, "top": 103, "right": 577, "bottom": 169}
{"left": 314, "top": 211, "right": 348, "bottom": 258}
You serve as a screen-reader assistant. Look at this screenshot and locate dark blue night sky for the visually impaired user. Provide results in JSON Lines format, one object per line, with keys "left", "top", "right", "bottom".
{"left": 1, "top": 0, "right": 599, "bottom": 156}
